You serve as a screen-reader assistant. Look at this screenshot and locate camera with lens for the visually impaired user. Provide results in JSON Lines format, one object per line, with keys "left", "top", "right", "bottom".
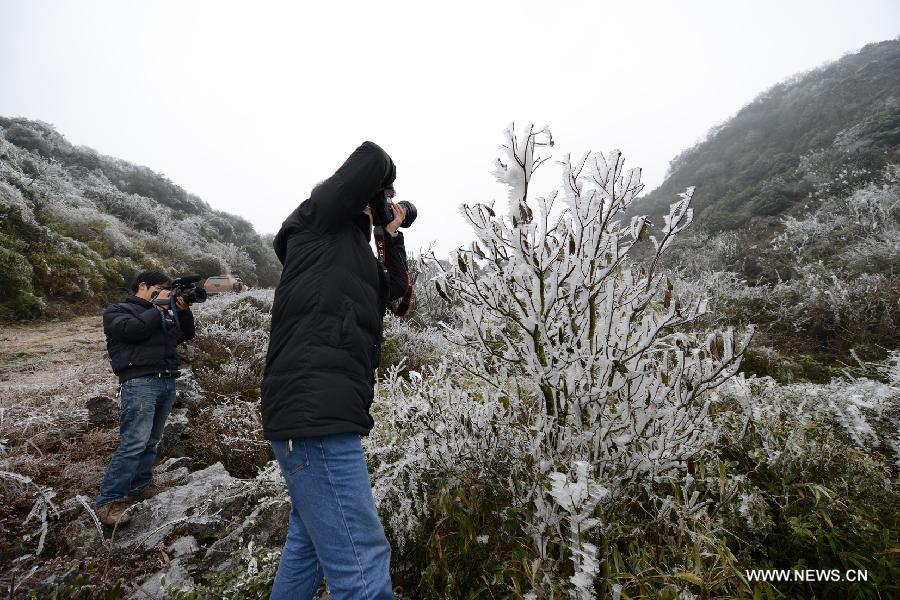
{"left": 370, "top": 189, "right": 417, "bottom": 229}
{"left": 152, "top": 274, "right": 207, "bottom": 306}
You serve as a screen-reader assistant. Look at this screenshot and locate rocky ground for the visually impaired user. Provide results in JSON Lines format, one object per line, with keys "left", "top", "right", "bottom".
{"left": 0, "top": 314, "right": 293, "bottom": 598}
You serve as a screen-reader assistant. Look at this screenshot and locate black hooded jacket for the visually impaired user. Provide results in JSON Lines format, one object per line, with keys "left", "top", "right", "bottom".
{"left": 261, "top": 141, "right": 412, "bottom": 440}
{"left": 103, "top": 296, "right": 195, "bottom": 383}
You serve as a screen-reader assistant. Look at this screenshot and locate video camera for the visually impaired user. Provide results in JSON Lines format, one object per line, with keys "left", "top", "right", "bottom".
{"left": 152, "top": 274, "right": 207, "bottom": 306}
{"left": 370, "top": 189, "right": 417, "bottom": 229}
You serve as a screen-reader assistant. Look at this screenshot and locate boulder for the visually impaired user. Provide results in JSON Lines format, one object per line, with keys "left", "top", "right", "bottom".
{"left": 86, "top": 395, "right": 118, "bottom": 426}
{"left": 61, "top": 515, "right": 105, "bottom": 558}
{"left": 174, "top": 369, "right": 204, "bottom": 411}
{"left": 203, "top": 497, "right": 291, "bottom": 562}
{"left": 157, "top": 409, "right": 188, "bottom": 458}
{"left": 158, "top": 456, "right": 191, "bottom": 472}
{"left": 35, "top": 418, "right": 89, "bottom": 451}
{"left": 167, "top": 535, "right": 199, "bottom": 558}
{"left": 114, "top": 462, "right": 242, "bottom": 550}
{"left": 130, "top": 558, "right": 193, "bottom": 599}
{"left": 155, "top": 466, "right": 189, "bottom": 486}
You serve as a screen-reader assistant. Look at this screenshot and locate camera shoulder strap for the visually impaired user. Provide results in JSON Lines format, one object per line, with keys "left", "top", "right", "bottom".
{"left": 394, "top": 272, "right": 413, "bottom": 317}
{"left": 373, "top": 226, "right": 388, "bottom": 265}
{"left": 373, "top": 226, "right": 413, "bottom": 317}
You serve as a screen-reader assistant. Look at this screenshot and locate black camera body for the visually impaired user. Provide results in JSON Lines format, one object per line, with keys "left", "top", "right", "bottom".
{"left": 171, "top": 275, "right": 208, "bottom": 304}
{"left": 370, "top": 190, "right": 417, "bottom": 229}
{"left": 152, "top": 274, "right": 207, "bottom": 306}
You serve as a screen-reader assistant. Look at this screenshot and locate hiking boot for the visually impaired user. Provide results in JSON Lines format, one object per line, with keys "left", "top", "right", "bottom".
{"left": 128, "top": 482, "right": 165, "bottom": 502}
{"left": 96, "top": 501, "right": 131, "bottom": 527}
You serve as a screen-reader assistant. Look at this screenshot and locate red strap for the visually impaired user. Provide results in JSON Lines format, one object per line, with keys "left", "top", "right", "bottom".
{"left": 373, "top": 227, "right": 413, "bottom": 317}
{"left": 395, "top": 268, "right": 413, "bottom": 317}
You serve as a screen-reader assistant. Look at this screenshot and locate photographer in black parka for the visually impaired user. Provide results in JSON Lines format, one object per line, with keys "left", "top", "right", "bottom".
{"left": 262, "top": 141, "right": 412, "bottom": 599}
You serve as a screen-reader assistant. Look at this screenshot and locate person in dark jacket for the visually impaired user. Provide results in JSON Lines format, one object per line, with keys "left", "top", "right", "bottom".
{"left": 95, "top": 271, "right": 195, "bottom": 526}
{"left": 262, "top": 141, "right": 412, "bottom": 599}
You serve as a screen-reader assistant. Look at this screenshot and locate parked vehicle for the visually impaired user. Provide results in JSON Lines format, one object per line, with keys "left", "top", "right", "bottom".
{"left": 203, "top": 273, "right": 250, "bottom": 295}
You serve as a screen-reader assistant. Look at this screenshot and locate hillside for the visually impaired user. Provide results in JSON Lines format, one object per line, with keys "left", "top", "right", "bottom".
{"left": 629, "top": 38, "right": 900, "bottom": 232}
{"left": 0, "top": 117, "right": 281, "bottom": 319}
{"left": 625, "top": 39, "right": 900, "bottom": 378}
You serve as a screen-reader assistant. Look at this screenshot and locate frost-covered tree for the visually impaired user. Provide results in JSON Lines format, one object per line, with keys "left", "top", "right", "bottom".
{"left": 372, "top": 124, "right": 751, "bottom": 596}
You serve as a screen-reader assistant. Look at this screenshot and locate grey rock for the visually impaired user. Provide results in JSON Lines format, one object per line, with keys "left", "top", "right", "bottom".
{"left": 37, "top": 418, "right": 88, "bottom": 450}
{"left": 60, "top": 421, "right": 88, "bottom": 441}
{"left": 203, "top": 497, "right": 291, "bottom": 561}
{"left": 155, "top": 466, "right": 189, "bottom": 486}
{"left": 157, "top": 409, "right": 188, "bottom": 458}
{"left": 130, "top": 558, "right": 193, "bottom": 599}
{"left": 175, "top": 369, "right": 204, "bottom": 410}
{"left": 86, "top": 395, "right": 118, "bottom": 426}
{"left": 158, "top": 456, "right": 191, "bottom": 472}
{"left": 61, "top": 518, "right": 105, "bottom": 558}
{"left": 166, "top": 535, "right": 199, "bottom": 558}
{"left": 115, "top": 462, "right": 242, "bottom": 550}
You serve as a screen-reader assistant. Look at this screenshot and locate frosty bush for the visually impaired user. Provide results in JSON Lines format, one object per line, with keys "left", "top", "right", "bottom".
{"left": 378, "top": 311, "right": 454, "bottom": 378}
{"left": 658, "top": 162, "right": 900, "bottom": 381}
{"left": 713, "top": 359, "right": 900, "bottom": 595}
{"left": 370, "top": 124, "right": 752, "bottom": 597}
{"left": 0, "top": 470, "right": 59, "bottom": 557}
{"left": 184, "top": 290, "right": 274, "bottom": 475}
{"left": 403, "top": 251, "right": 457, "bottom": 327}
{"left": 777, "top": 168, "right": 900, "bottom": 272}
{"left": 189, "top": 289, "right": 273, "bottom": 400}
{"left": 736, "top": 351, "right": 900, "bottom": 467}
{"left": 771, "top": 170, "right": 900, "bottom": 348}
{"left": 367, "top": 358, "right": 532, "bottom": 551}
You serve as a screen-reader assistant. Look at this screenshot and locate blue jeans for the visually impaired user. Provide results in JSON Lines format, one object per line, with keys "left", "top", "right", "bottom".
{"left": 96, "top": 376, "right": 176, "bottom": 506}
{"left": 270, "top": 433, "right": 393, "bottom": 600}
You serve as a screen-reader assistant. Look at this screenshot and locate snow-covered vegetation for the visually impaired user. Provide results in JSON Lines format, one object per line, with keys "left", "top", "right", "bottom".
{"left": 0, "top": 117, "right": 281, "bottom": 320}
{"left": 152, "top": 127, "right": 900, "bottom": 597}
{"left": 363, "top": 126, "right": 898, "bottom": 598}
{"left": 1, "top": 118, "right": 898, "bottom": 597}
{"left": 660, "top": 153, "right": 900, "bottom": 385}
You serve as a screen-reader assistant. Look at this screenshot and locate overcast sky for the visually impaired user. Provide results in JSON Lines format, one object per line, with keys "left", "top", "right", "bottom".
{"left": 1, "top": 1, "right": 898, "bottom": 257}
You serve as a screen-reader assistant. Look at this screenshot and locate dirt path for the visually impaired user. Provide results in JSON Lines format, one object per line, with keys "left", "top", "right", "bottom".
{"left": 0, "top": 315, "right": 107, "bottom": 384}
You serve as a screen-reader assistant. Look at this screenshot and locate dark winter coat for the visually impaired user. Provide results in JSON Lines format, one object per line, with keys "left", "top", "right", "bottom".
{"left": 103, "top": 296, "right": 196, "bottom": 383}
{"left": 261, "top": 141, "right": 412, "bottom": 440}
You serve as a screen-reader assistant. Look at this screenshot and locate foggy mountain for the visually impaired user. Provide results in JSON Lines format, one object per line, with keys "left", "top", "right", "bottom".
{"left": 629, "top": 38, "right": 900, "bottom": 233}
